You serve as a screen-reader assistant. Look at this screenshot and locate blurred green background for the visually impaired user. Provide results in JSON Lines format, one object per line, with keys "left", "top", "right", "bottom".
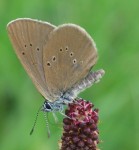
{"left": 0, "top": 0, "right": 139, "bottom": 150}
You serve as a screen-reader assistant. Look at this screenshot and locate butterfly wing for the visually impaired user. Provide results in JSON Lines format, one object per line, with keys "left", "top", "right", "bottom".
{"left": 43, "top": 24, "right": 98, "bottom": 101}
{"left": 7, "top": 18, "right": 56, "bottom": 101}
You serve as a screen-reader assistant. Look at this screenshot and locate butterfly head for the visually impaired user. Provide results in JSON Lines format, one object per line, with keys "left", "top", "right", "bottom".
{"left": 42, "top": 101, "right": 53, "bottom": 112}
{"left": 42, "top": 100, "right": 64, "bottom": 112}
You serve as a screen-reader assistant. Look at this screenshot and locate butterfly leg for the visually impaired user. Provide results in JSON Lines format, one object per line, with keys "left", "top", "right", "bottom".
{"left": 52, "top": 112, "right": 58, "bottom": 123}
{"left": 59, "top": 111, "right": 72, "bottom": 120}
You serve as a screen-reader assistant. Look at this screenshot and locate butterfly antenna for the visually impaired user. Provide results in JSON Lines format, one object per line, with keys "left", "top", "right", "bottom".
{"left": 44, "top": 112, "right": 51, "bottom": 138}
{"left": 30, "top": 106, "right": 42, "bottom": 135}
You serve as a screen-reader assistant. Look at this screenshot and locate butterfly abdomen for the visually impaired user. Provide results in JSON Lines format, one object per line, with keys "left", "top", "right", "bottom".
{"left": 69, "top": 69, "right": 105, "bottom": 97}
{"left": 61, "top": 69, "right": 105, "bottom": 104}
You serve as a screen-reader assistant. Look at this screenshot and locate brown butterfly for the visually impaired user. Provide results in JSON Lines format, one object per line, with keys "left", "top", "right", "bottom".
{"left": 7, "top": 18, "right": 104, "bottom": 135}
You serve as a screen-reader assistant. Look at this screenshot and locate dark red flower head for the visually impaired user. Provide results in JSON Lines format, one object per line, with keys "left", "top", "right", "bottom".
{"left": 60, "top": 99, "right": 99, "bottom": 150}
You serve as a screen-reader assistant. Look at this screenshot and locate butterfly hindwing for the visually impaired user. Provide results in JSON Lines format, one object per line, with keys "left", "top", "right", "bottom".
{"left": 43, "top": 24, "right": 98, "bottom": 101}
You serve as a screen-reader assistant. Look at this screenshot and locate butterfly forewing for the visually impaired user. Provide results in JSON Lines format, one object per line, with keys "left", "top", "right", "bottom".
{"left": 7, "top": 18, "right": 56, "bottom": 101}
{"left": 43, "top": 24, "right": 98, "bottom": 101}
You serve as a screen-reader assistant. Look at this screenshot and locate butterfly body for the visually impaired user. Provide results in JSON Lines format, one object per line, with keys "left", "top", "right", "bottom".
{"left": 42, "top": 69, "right": 105, "bottom": 112}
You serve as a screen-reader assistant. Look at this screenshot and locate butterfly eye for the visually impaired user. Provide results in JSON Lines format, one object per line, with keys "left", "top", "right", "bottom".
{"left": 44, "top": 102, "right": 51, "bottom": 110}
{"left": 30, "top": 43, "right": 32, "bottom": 46}
{"left": 37, "top": 48, "right": 40, "bottom": 51}
{"left": 24, "top": 45, "right": 27, "bottom": 47}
